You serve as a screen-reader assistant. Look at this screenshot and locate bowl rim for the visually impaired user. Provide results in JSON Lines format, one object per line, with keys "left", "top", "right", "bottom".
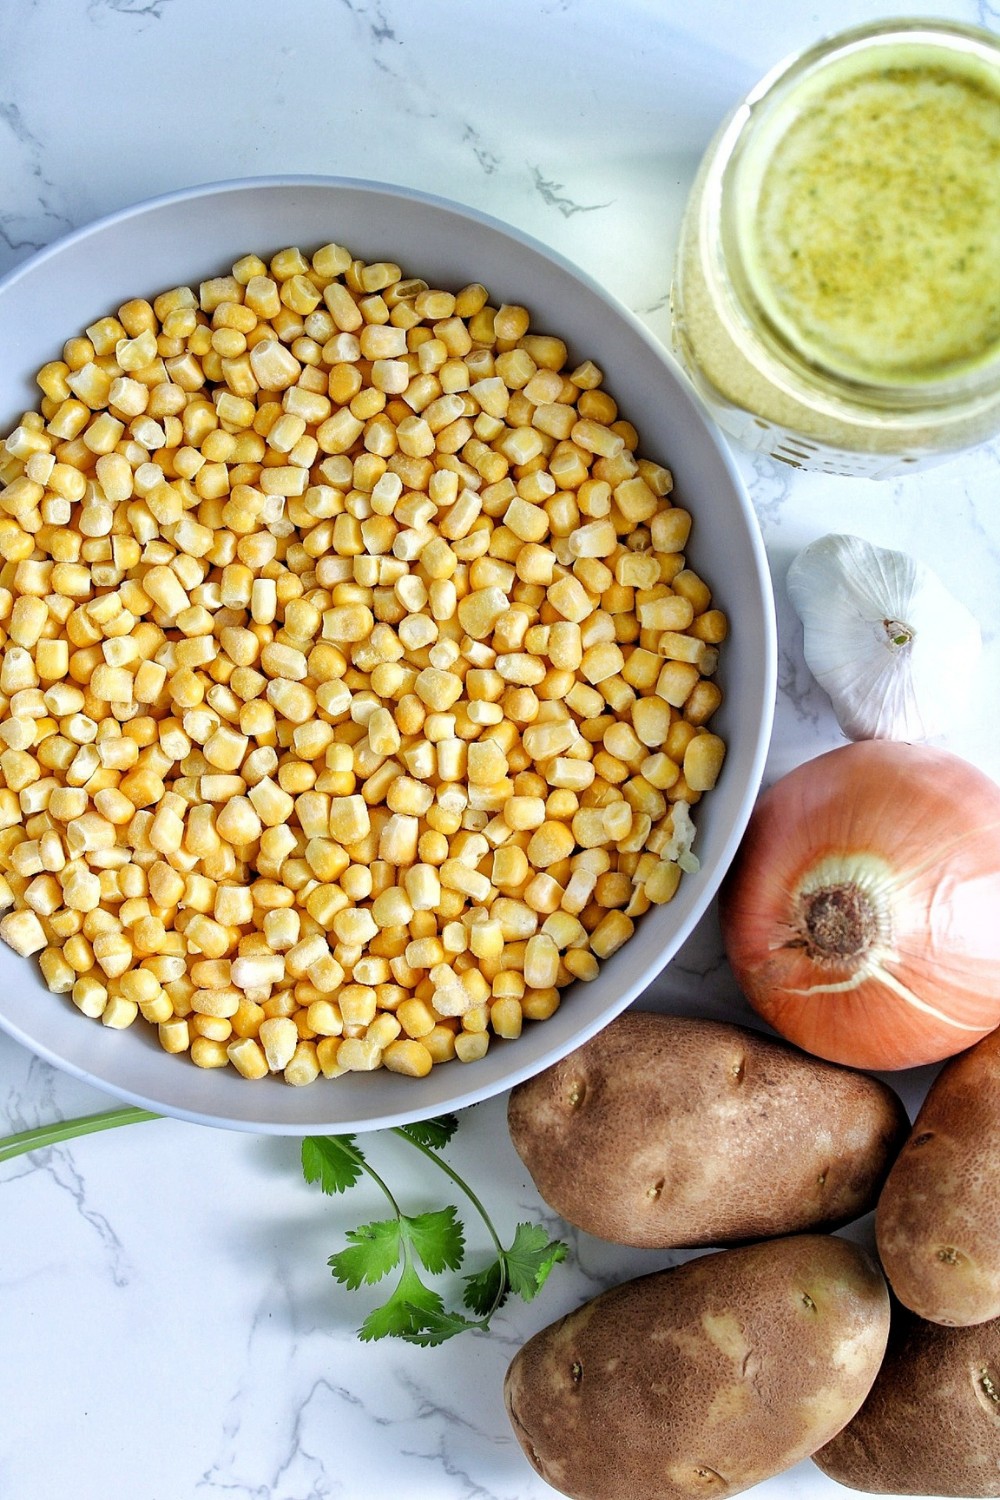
{"left": 0, "top": 171, "right": 657, "bottom": 333}
{"left": 0, "top": 174, "right": 777, "bottom": 1133}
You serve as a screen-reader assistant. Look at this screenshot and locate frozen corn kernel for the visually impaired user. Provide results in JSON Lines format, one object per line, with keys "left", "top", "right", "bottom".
{"left": 337, "top": 1037, "right": 382, "bottom": 1072}
{"left": 191, "top": 1036, "right": 230, "bottom": 1069}
{"left": 158, "top": 1016, "right": 190, "bottom": 1053}
{"left": 0, "top": 908, "right": 47, "bottom": 955}
{"left": 563, "top": 948, "right": 600, "bottom": 982}
{"left": 383, "top": 1038, "right": 433, "bottom": 1077}
{"left": 683, "top": 732, "right": 726, "bottom": 792}
{"left": 227, "top": 1036, "right": 269, "bottom": 1080}
{"left": 72, "top": 974, "right": 109, "bottom": 1019}
{"left": 590, "top": 910, "right": 635, "bottom": 959}
{"left": 524, "top": 933, "right": 560, "bottom": 988}
{"left": 284, "top": 1041, "right": 321, "bottom": 1087}
{"left": 489, "top": 997, "right": 523, "bottom": 1039}
{"left": 102, "top": 995, "right": 139, "bottom": 1031}
{"left": 454, "top": 1031, "right": 489, "bottom": 1064}
{"left": 259, "top": 1015, "right": 298, "bottom": 1072}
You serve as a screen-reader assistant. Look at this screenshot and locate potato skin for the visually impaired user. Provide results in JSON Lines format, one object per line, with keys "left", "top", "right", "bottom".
{"left": 507, "top": 1012, "right": 909, "bottom": 1248}
{"left": 505, "top": 1234, "right": 889, "bottom": 1500}
{"left": 814, "top": 1303, "right": 1000, "bottom": 1495}
{"left": 877, "top": 1027, "right": 1000, "bottom": 1326}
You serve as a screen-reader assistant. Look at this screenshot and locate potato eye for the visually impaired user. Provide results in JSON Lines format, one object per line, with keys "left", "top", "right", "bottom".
{"left": 974, "top": 1365, "right": 1000, "bottom": 1421}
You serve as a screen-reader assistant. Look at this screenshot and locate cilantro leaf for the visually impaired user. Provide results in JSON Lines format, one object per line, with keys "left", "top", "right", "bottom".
{"left": 505, "top": 1222, "right": 568, "bottom": 1302}
{"left": 328, "top": 1218, "right": 401, "bottom": 1289}
{"left": 357, "top": 1299, "right": 413, "bottom": 1343}
{"left": 462, "top": 1256, "right": 507, "bottom": 1317}
{"left": 404, "top": 1207, "right": 465, "bottom": 1276}
{"left": 301, "top": 1135, "right": 365, "bottom": 1196}
{"left": 399, "top": 1303, "right": 482, "bottom": 1347}
{"left": 461, "top": 1228, "right": 567, "bottom": 1317}
{"left": 357, "top": 1261, "right": 445, "bottom": 1343}
{"left": 395, "top": 1115, "right": 459, "bottom": 1151}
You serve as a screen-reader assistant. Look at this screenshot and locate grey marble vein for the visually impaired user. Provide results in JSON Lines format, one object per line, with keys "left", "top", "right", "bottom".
{"left": 529, "top": 166, "right": 613, "bottom": 218}
{"left": 0, "top": 101, "right": 43, "bottom": 150}
{"left": 462, "top": 125, "right": 502, "bottom": 176}
{"left": 86, "top": 0, "right": 177, "bottom": 20}
{"left": 0, "top": 86, "right": 74, "bottom": 275}
{"left": 396, "top": 1428, "right": 506, "bottom": 1500}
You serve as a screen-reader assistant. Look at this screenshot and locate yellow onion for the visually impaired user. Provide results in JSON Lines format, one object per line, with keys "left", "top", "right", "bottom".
{"left": 719, "top": 741, "right": 1000, "bottom": 1071}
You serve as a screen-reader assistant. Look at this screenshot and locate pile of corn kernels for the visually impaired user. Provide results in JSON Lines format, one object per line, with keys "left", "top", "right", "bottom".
{"left": 0, "top": 243, "right": 727, "bottom": 1085}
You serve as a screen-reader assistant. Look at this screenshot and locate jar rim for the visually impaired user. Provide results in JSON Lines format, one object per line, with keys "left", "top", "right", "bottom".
{"left": 714, "top": 17, "right": 1000, "bottom": 410}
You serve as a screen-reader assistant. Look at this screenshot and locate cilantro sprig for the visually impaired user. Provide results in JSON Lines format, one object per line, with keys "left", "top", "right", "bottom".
{"left": 302, "top": 1116, "right": 567, "bottom": 1345}
{"left": 2, "top": 1104, "right": 567, "bottom": 1346}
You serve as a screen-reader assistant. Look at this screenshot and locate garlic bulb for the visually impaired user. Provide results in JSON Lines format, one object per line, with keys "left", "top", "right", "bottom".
{"left": 786, "top": 533, "right": 982, "bottom": 742}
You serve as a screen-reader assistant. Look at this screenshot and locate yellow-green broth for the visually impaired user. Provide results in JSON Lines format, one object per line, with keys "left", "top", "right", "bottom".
{"left": 744, "top": 55, "right": 1000, "bottom": 385}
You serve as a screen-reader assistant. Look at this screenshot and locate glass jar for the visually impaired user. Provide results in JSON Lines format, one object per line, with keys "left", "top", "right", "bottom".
{"left": 671, "top": 19, "right": 1000, "bottom": 478}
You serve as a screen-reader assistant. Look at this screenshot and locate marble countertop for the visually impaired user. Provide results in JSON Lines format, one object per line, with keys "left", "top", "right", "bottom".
{"left": 2, "top": 3, "right": 999, "bottom": 1498}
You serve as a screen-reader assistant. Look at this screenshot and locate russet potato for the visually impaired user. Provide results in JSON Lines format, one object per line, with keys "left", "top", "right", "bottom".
{"left": 877, "top": 1027, "right": 1000, "bottom": 1326}
{"left": 814, "top": 1301, "right": 1000, "bottom": 1495}
{"left": 507, "top": 1012, "right": 908, "bottom": 1247}
{"left": 505, "top": 1234, "right": 889, "bottom": 1500}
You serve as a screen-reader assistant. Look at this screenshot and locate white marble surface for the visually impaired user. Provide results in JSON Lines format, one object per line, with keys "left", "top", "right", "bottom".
{"left": 2, "top": 3, "right": 1000, "bottom": 1498}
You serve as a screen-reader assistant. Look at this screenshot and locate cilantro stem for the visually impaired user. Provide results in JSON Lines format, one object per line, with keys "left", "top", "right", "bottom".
{"left": 0, "top": 1105, "right": 158, "bottom": 1165}
{"left": 334, "top": 1132, "right": 405, "bottom": 1218}
{"left": 392, "top": 1128, "right": 505, "bottom": 1261}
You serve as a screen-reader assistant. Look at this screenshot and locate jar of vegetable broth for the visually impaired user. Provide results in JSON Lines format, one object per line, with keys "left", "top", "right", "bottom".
{"left": 670, "top": 19, "right": 1000, "bottom": 478}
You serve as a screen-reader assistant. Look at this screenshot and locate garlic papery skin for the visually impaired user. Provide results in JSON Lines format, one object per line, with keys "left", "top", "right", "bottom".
{"left": 786, "top": 532, "right": 982, "bottom": 741}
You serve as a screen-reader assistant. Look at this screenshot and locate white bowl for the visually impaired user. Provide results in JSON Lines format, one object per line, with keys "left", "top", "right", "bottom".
{"left": 0, "top": 176, "right": 776, "bottom": 1133}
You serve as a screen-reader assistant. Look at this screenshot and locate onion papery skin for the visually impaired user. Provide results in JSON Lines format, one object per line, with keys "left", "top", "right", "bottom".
{"left": 719, "top": 741, "right": 1000, "bottom": 1071}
